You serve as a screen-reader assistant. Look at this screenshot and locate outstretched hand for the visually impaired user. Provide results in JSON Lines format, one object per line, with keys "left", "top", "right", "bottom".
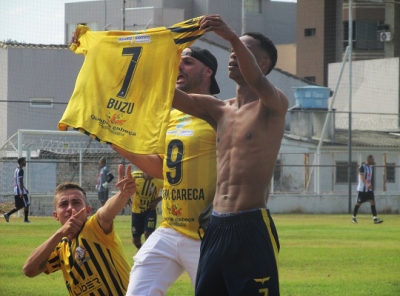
{"left": 96, "top": 164, "right": 136, "bottom": 233}
{"left": 115, "top": 164, "right": 136, "bottom": 199}
{"left": 199, "top": 15, "right": 237, "bottom": 42}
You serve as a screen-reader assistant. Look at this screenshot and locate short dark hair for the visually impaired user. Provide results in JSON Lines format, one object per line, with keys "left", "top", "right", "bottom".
{"left": 55, "top": 182, "right": 86, "bottom": 197}
{"left": 54, "top": 182, "right": 88, "bottom": 207}
{"left": 17, "top": 157, "right": 26, "bottom": 165}
{"left": 243, "top": 32, "right": 277, "bottom": 75}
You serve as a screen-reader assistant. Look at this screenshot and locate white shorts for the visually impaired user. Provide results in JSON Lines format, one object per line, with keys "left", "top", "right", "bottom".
{"left": 126, "top": 227, "right": 200, "bottom": 296}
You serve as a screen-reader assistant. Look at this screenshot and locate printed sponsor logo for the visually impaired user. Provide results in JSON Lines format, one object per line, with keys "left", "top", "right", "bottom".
{"left": 167, "top": 130, "right": 177, "bottom": 136}
{"left": 177, "top": 115, "right": 192, "bottom": 128}
{"left": 163, "top": 188, "right": 206, "bottom": 201}
{"left": 90, "top": 114, "right": 136, "bottom": 137}
{"left": 135, "top": 35, "right": 151, "bottom": 43}
{"left": 118, "top": 36, "right": 133, "bottom": 42}
{"left": 178, "top": 129, "right": 194, "bottom": 136}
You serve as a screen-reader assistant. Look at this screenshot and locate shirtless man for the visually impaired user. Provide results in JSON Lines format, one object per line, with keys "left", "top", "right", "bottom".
{"left": 172, "top": 15, "right": 289, "bottom": 296}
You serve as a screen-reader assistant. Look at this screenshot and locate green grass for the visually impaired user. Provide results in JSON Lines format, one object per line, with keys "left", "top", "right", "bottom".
{"left": 1, "top": 214, "right": 399, "bottom": 295}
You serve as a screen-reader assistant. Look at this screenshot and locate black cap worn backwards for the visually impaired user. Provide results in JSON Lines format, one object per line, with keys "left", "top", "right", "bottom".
{"left": 182, "top": 46, "right": 220, "bottom": 95}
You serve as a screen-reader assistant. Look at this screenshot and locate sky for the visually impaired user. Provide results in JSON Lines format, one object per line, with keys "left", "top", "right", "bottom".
{"left": 0, "top": 0, "right": 96, "bottom": 44}
{"left": 0, "top": 0, "right": 296, "bottom": 45}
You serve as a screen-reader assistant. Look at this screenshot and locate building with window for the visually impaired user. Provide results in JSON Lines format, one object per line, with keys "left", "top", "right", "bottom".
{"left": 297, "top": 0, "right": 400, "bottom": 86}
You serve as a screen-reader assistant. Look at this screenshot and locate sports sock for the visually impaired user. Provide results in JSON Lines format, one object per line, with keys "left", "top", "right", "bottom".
{"left": 353, "top": 205, "right": 360, "bottom": 217}
{"left": 24, "top": 209, "right": 29, "bottom": 221}
{"left": 371, "top": 205, "right": 377, "bottom": 217}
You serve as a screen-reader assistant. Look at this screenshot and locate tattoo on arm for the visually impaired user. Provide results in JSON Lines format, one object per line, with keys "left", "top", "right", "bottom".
{"left": 38, "top": 260, "right": 47, "bottom": 271}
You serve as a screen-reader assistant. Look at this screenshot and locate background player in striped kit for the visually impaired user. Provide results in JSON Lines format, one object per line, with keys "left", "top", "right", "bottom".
{"left": 130, "top": 170, "right": 163, "bottom": 250}
{"left": 352, "top": 155, "right": 383, "bottom": 224}
{"left": 112, "top": 46, "right": 219, "bottom": 295}
{"left": 23, "top": 164, "right": 136, "bottom": 295}
{"left": 4, "top": 157, "right": 30, "bottom": 223}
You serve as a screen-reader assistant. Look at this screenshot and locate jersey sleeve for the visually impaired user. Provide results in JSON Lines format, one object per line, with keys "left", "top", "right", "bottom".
{"left": 359, "top": 165, "right": 365, "bottom": 174}
{"left": 167, "top": 16, "right": 205, "bottom": 51}
{"left": 44, "top": 245, "right": 63, "bottom": 274}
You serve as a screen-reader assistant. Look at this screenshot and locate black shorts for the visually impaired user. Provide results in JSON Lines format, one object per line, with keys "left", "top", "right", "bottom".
{"left": 98, "top": 191, "right": 109, "bottom": 204}
{"left": 131, "top": 209, "right": 157, "bottom": 238}
{"left": 14, "top": 194, "right": 30, "bottom": 208}
{"left": 357, "top": 191, "right": 375, "bottom": 203}
{"left": 195, "top": 208, "right": 280, "bottom": 296}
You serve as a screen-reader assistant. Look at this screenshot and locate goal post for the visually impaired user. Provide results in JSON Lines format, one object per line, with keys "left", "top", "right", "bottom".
{"left": 0, "top": 129, "right": 133, "bottom": 202}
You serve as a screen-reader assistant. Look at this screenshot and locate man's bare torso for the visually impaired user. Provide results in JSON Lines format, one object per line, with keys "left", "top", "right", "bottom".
{"left": 213, "top": 97, "right": 285, "bottom": 213}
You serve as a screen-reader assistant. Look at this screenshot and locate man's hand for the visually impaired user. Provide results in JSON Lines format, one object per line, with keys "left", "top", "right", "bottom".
{"left": 70, "top": 31, "right": 79, "bottom": 46}
{"left": 61, "top": 208, "right": 87, "bottom": 241}
{"left": 115, "top": 164, "right": 136, "bottom": 200}
{"left": 199, "top": 15, "right": 237, "bottom": 42}
{"left": 149, "top": 198, "right": 161, "bottom": 210}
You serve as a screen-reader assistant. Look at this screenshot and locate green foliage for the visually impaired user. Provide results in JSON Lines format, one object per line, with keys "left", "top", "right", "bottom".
{"left": 0, "top": 214, "right": 399, "bottom": 295}
{"left": 1, "top": 38, "right": 25, "bottom": 44}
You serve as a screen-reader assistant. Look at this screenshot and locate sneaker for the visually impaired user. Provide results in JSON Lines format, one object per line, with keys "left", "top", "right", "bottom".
{"left": 4, "top": 214, "right": 9, "bottom": 223}
{"left": 352, "top": 217, "right": 357, "bottom": 223}
{"left": 24, "top": 220, "right": 31, "bottom": 223}
{"left": 374, "top": 218, "right": 383, "bottom": 224}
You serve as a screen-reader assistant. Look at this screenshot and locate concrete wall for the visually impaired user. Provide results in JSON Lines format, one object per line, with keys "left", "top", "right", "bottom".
{"left": 0, "top": 193, "right": 130, "bottom": 217}
{"left": 1, "top": 193, "right": 398, "bottom": 216}
{"left": 5, "top": 46, "right": 83, "bottom": 140}
{"left": 328, "top": 57, "right": 400, "bottom": 131}
{"left": 268, "top": 194, "right": 400, "bottom": 214}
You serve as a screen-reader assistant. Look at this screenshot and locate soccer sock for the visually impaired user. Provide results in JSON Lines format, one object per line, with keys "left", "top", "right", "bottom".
{"left": 7, "top": 208, "right": 18, "bottom": 216}
{"left": 353, "top": 205, "right": 360, "bottom": 217}
{"left": 24, "top": 209, "right": 29, "bottom": 220}
{"left": 371, "top": 205, "right": 377, "bottom": 217}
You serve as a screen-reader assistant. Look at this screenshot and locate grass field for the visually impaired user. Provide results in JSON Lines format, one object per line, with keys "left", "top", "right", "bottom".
{"left": 0, "top": 213, "right": 399, "bottom": 295}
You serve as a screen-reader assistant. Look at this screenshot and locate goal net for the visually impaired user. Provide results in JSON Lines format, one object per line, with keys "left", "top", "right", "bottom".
{"left": 0, "top": 129, "right": 131, "bottom": 199}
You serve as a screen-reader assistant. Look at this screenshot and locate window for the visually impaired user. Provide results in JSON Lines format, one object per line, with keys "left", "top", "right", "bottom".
{"left": 304, "top": 76, "right": 316, "bottom": 83}
{"left": 343, "top": 21, "right": 383, "bottom": 50}
{"left": 304, "top": 28, "right": 316, "bottom": 37}
{"left": 245, "top": 0, "right": 262, "bottom": 13}
{"left": 386, "top": 163, "right": 395, "bottom": 183}
{"left": 336, "top": 161, "right": 358, "bottom": 183}
{"left": 30, "top": 98, "right": 53, "bottom": 108}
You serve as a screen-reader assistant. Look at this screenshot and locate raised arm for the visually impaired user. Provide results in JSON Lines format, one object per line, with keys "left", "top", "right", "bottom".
{"left": 200, "top": 15, "right": 288, "bottom": 115}
{"left": 111, "top": 145, "right": 164, "bottom": 179}
{"left": 96, "top": 164, "right": 136, "bottom": 234}
{"left": 23, "top": 208, "right": 87, "bottom": 277}
{"left": 172, "top": 88, "right": 220, "bottom": 130}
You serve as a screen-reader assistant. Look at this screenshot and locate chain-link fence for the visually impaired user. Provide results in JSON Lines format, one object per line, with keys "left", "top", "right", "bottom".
{"left": 0, "top": 130, "right": 131, "bottom": 196}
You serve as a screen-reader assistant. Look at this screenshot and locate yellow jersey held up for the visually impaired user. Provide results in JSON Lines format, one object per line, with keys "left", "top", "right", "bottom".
{"left": 59, "top": 17, "right": 204, "bottom": 154}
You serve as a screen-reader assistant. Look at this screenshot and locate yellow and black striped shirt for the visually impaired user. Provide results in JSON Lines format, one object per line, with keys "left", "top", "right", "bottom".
{"left": 45, "top": 215, "right": 130, "bottom": 295}
{"left": 131, "top": 170, "right": 163, "bottom": 213}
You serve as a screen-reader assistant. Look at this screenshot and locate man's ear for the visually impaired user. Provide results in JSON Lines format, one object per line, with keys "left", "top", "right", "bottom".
{"left": 204, "top": 67, "right": 213, "bottom": 79}
{"left": 53, "top": 211, "right": 59, "bottom": 221}
{"left": 259, "top": 57, "right": 270, "bottom": 75}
